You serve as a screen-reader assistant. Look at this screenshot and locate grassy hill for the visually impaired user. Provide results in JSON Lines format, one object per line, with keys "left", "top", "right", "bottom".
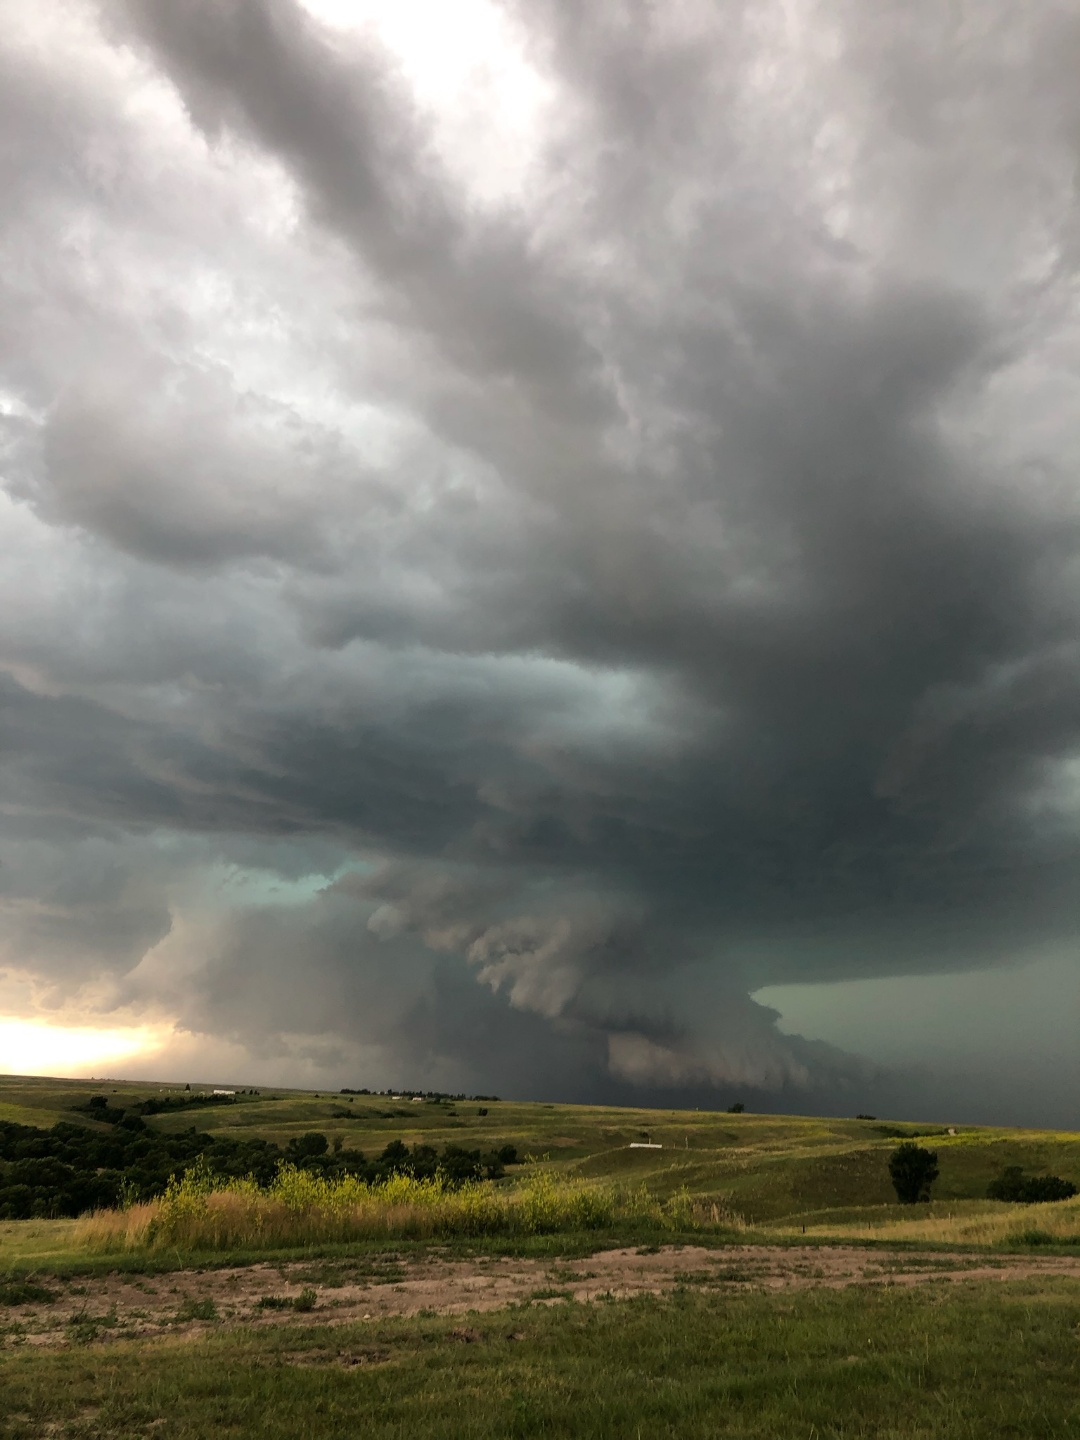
{"left": 3, "top": 1071, "right": 1079, "bottom": 1241}
{"left": 4, "top": 1073, "right": 1080, "bottom": 1437}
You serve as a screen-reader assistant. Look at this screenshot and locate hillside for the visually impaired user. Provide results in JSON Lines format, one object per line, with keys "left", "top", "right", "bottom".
{"left": 3, "top": 1071, "right": 1079, "bottom": 1236}
{"left": 4, "top": 1072, "right": 1080, "bottom": 1438}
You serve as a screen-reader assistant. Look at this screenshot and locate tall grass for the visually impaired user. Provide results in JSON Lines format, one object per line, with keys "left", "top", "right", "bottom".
{"left": 76, "top": 1162, "right": 698, "bottom": 1253}
{"left": 782, "top": 1195, "right": 1080, "bottom": 1247}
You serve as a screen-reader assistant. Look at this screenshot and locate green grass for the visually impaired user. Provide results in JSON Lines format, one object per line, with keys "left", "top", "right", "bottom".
{"left": 2, "top": 1281, "right": 1079, "bottom": 1437}
{"left": 4, "top": 1073, "right": 1080, "bottom": 1257}
{"left": 6, "top": 1072, "right": 1080, "bottom": 1220}
{"left": 4, "top": 1076, "right": 1080, "bottom": 1435}
{"left": 5, "top": 1070, "right": 1080, "bottom": 1273}
{"left": 0, "top": 1222, "right": 85, "bottom": 1273}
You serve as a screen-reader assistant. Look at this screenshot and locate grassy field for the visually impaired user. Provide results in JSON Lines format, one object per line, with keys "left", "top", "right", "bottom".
{"left": 3, "top": 1071, "right": 1080, "bottom": 1255}
{"left": 3, "top": 1074, "right": 1080, "bottom": 1437}
{"left": 2, "top": 1279, "right": 1080, "bottom": 1438}
{"left": 4, "top": 1073, "right": 1080, "bottom": 1257}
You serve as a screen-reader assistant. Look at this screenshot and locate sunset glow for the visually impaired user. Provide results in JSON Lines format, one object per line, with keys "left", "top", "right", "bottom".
{"left": 0, "top": 1019, "right": 168, "bottom": 1078}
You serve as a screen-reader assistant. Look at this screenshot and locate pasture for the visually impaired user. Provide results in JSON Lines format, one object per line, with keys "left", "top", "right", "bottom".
{"left": 4, "top": 1071, "right": 1080, "bottom": 1249}
{"left": 3, "top": 1072, "right": 1080, "bottom": 1437}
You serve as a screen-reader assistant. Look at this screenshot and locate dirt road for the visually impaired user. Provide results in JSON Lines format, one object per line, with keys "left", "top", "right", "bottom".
{"left": 5, "top": 1244, "right": 1080, "bottom": 1349}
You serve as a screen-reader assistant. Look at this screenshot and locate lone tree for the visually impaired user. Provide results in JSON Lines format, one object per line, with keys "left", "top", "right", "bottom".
{"left": 889, "top": 1142, "right": 939, "bottom": 1204}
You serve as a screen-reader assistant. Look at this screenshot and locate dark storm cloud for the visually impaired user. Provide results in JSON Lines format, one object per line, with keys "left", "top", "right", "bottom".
{"left": 1, "top": 0, "right": 1078, "bottom": 1104}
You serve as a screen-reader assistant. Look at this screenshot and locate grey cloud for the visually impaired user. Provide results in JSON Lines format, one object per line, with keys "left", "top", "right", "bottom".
{"left": 115, "top": 0, "right": 604, "bottom": 420}
{"left": 0, "top": 0, "right": 1078, "bottom": 1115}
{"left": 149, "top": 886, "right": 610, "bottom": 1096}
{"left": 327, "top": 858, "right": 871, "bottom": 1092}
{"left": 154, "top": 869, "right": 863, "bottom": 1097}
{"left": 0, "top": 830, "right": 172, "bottom": 982}
{"left": 37, "top": 363, "right": 376, "bottom": 569}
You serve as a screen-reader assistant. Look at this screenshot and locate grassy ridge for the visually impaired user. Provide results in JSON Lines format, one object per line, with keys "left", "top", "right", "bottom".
{"left": 3, "top": 1076, "right": 1080, "bottom": 1437}
{"left": 3, "top": 1072, "right": 1080, "bottom": 1263}
{"left": 3, "top": 1281, "right": 1080, "bottom": 1438}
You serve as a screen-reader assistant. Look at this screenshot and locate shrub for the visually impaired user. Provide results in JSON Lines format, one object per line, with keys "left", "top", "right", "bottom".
{"left": 988, "top": 1167, "right": 1078, "bottom": 1204}
{"left": 888, "top": 1142, "right": 939, "bottom": 1204}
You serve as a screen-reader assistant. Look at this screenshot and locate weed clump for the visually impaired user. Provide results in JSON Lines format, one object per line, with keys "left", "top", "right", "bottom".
{"left": 0, "top": 1280, "right": 56, "bottom": 1306}
{"left": 76, "top": 1160, "right": 696, "bottom": 1253}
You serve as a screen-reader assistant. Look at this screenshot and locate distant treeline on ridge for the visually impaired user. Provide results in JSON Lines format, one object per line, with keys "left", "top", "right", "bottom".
{"left": 0, "top": 1094, "right": 519, "bottom": 1220}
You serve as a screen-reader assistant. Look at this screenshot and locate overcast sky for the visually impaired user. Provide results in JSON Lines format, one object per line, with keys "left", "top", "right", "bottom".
{"left": 1, "top": 0, "right": 1079, "bottom": 1124}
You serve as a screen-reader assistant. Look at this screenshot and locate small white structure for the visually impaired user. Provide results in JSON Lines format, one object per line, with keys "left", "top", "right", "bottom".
{"left": 213, "top": 1088, "right": 236, "bottom": 1096}
{"left": 629, "top": 1142, "right": 662, "bottom": 1149}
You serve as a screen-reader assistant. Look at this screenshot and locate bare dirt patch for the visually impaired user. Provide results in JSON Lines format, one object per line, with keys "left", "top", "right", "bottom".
{"left": 4, "top": 1245, "right": 1080, "bottom": 1349}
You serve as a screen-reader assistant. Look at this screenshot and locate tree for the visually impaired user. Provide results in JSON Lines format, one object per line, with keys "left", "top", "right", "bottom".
{"left": 380, "top": 1139, "right": 410, "bottom": 1170}
{"left": 285, "top": 1132, "right": 328, "bottom": 1162}
{"left": 888, "top": 1142, "right": 939, "bottom": 1204}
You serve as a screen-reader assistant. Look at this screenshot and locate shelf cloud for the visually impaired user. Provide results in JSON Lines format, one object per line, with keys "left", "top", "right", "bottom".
{"left": 1, "top": 0, "right": 1078, "bottom": 1119}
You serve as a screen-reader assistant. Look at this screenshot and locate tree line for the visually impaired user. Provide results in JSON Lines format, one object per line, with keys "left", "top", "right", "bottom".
{"left": 0, "top": 1099, "right": 520, "bottom": 1220}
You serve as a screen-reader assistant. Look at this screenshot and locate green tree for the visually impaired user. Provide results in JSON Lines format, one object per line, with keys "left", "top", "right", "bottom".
{"left": 888, "top": 1142, "right": 939, "bottom": 1204}
{"left": 285, "top": 1132, "right": 328, "bottom": 1161}
{"left": 987, "top": 1167, "right": 1077, "bottom": 1203}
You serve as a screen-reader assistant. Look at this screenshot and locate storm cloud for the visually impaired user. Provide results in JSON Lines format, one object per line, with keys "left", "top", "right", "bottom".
{"left": 1, "top": 0, "right": 1079, "bottom": 1119}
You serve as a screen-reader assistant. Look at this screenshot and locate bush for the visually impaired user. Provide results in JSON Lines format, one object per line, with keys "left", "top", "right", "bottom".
{"left": 888, "top": 1142, "right": 939, "bottom": 1204}
{"left": 987, "top": 1167, "right": 1078, "bottom": 1204}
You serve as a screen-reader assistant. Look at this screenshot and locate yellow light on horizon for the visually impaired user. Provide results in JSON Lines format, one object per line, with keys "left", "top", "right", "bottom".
{"left": 0, "top": 1019, "right": 167, "bottom": 1078}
